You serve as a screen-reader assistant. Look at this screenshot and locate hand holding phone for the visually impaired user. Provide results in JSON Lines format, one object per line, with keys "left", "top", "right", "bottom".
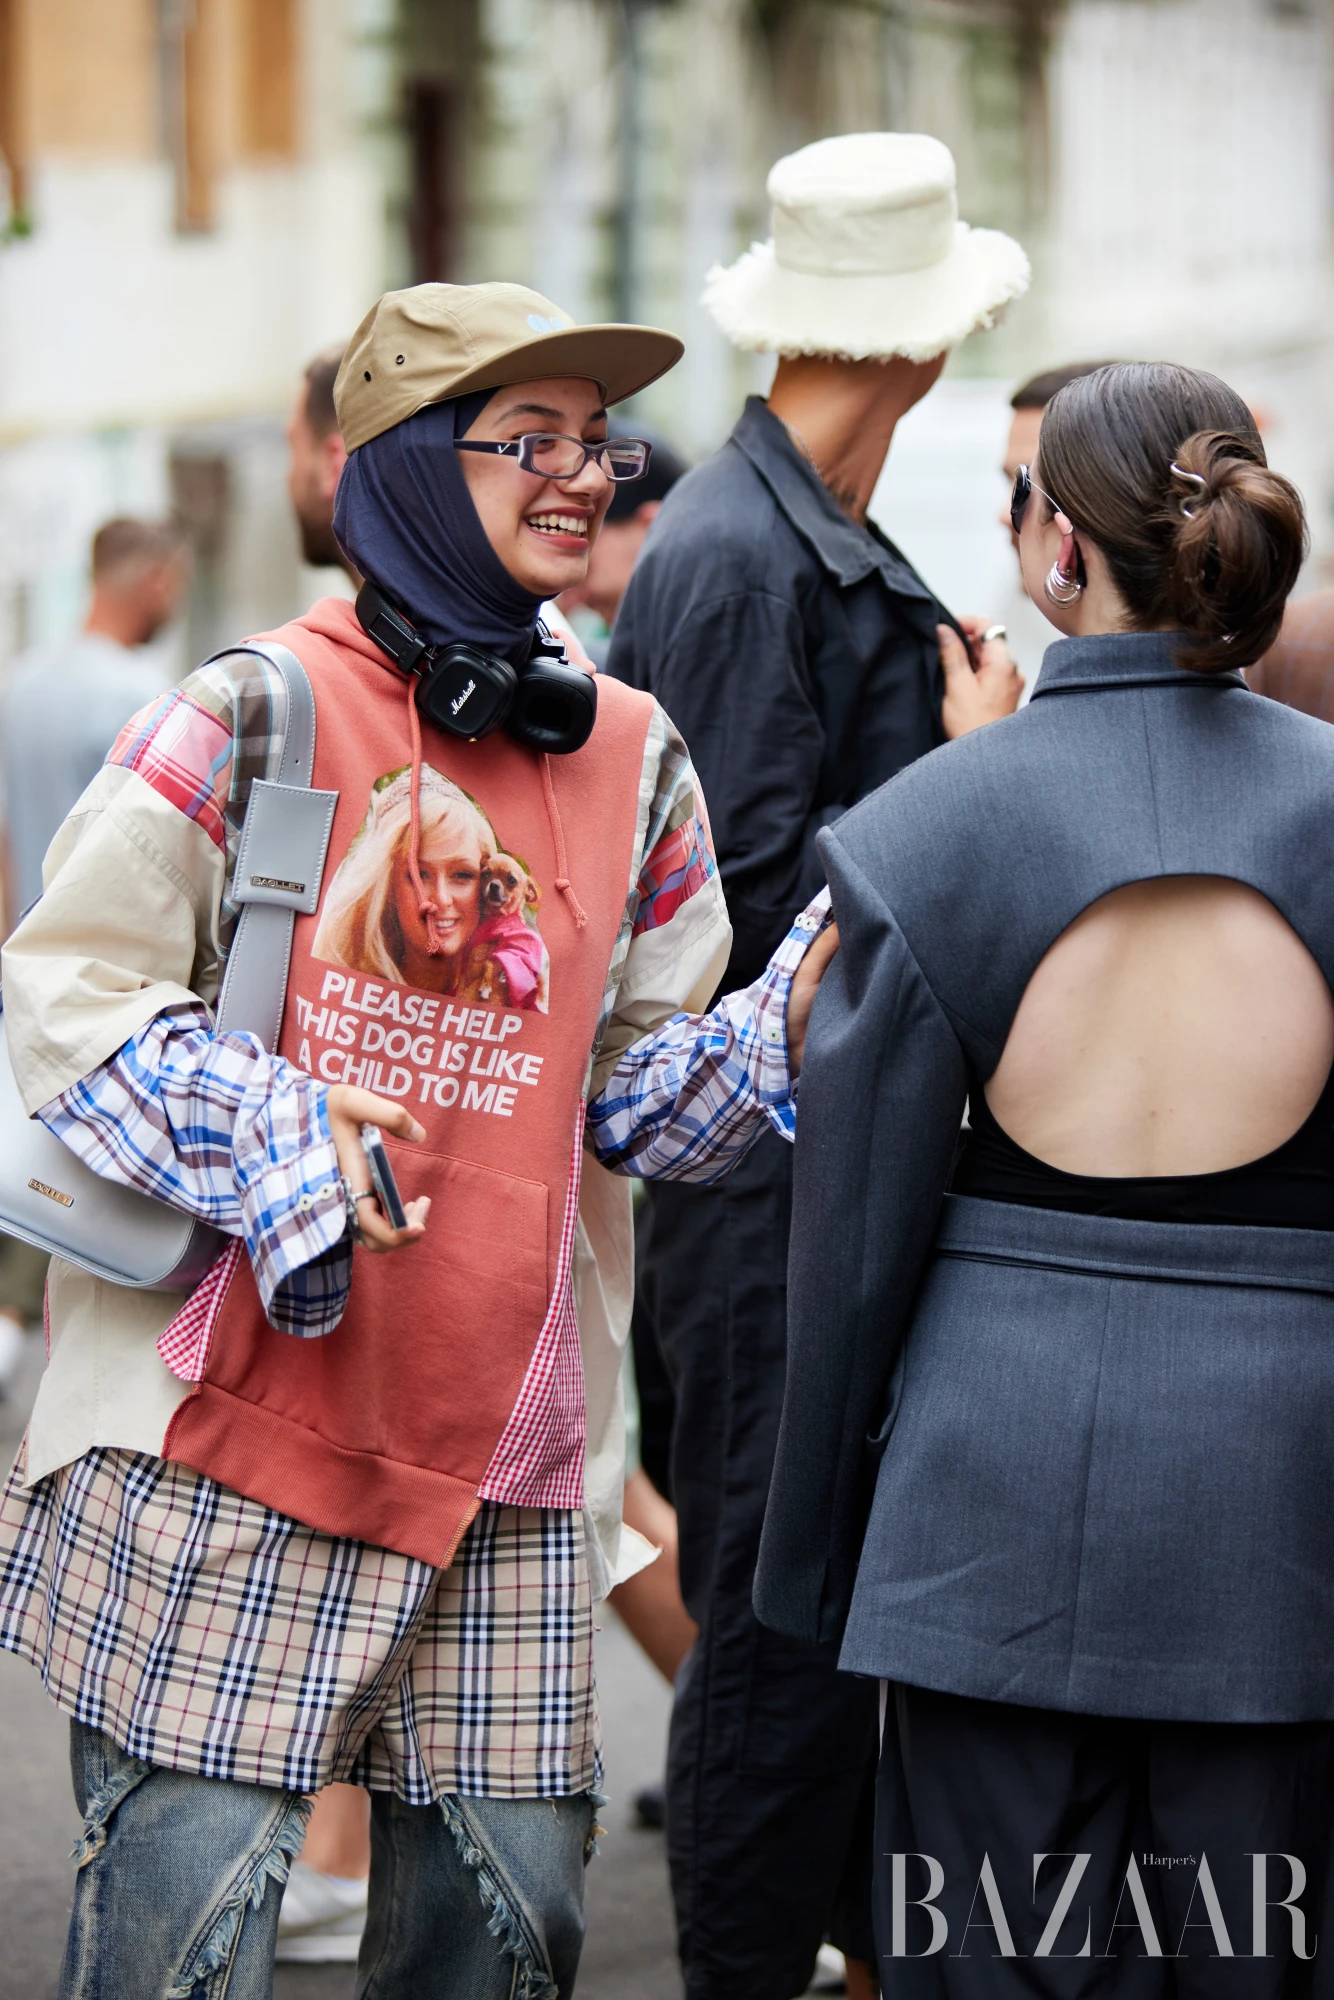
{"left": 359, "top": 1123, "right": 408, "bottom": 1230}
{"left": 323, "top": 1084, "right": 429, "bottom": 1253}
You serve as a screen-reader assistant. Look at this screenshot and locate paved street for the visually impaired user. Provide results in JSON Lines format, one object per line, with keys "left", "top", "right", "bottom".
{"left": 0, "top": 1325, "right": 682, "bottom": 2000}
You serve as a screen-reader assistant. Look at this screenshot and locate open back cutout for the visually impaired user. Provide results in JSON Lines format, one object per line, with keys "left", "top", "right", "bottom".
{"left": 984, "top": 878, "right": 1334, "bottom": 1179}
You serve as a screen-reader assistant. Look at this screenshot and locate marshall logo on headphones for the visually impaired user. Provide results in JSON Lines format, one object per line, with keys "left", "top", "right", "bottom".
{"left": 249, "top": 875, "right": 306, "bottom": 894}
{"left": 28, "top": 1177, "right": 73, "bottom": 1208}
{"left": 353, "top": 582, "right": 597, "bottom": 755}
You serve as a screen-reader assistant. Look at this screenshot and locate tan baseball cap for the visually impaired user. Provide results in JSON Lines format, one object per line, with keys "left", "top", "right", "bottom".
{"left": 334, "top": 282, "right": 684, "bottom": 452}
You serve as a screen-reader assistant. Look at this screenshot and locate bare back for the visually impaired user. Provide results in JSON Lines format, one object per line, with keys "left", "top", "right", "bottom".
{"left": 984, "top": 877, "right": 1334, "bottom": 1177}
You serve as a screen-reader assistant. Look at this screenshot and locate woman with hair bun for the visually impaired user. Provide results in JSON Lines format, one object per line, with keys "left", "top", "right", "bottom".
{"left": 758, "top": 361, "right": 1334, "bottom": 1986}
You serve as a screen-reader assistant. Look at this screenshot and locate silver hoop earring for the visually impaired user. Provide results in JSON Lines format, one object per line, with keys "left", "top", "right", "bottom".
{"left": 1044, "top": 560, "right": 1083, "bottom": 606}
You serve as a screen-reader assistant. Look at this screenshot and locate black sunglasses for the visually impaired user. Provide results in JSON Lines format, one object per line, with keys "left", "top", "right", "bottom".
{"left": 455, "top": 433, "right": 652, "bottom": 483}
{"left": 1009, "top": 463, "right": 1066, "bottom": 536}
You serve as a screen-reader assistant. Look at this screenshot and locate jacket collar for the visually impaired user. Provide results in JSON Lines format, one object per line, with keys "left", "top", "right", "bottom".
{"left": 298, "top": 591, "right": 397, "bottom": 669}
{"left": 730, "top": 396, "right": 940, "bottom": 606}
{"left": 1031, "top": 630, "right": 1249, "bottom": 700}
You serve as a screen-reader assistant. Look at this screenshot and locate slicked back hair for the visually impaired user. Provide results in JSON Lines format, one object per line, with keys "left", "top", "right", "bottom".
{"left": 1011, "top": 361, "right": 1121, "bottom": 412}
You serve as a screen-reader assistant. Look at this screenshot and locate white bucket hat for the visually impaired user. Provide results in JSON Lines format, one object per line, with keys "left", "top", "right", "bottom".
{"left": 702, "top": 132, "right": 1030, "bottom": 363}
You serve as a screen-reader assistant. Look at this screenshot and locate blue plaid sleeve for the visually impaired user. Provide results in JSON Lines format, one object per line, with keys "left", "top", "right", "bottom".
{"left": 38, "top": 1006, "right": 351, "bottom": 1334}
{"left": 586, "top": 891, "right": 831, "bottom": 1182}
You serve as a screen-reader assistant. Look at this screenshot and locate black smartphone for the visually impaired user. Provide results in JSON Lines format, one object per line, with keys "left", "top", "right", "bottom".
{"left": 359, "top": 1123, "right": 408, "bottom": 1230}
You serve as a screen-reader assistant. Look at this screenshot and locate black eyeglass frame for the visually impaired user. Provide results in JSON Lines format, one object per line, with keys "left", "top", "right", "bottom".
{"left": 1009, "top": 463, "right": 1067, "bottom": 537}
{"left": 455, "top": 434, "right": 653, "bottom": 482}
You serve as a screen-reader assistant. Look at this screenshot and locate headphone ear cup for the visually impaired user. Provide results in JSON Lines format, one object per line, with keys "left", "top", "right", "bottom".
{"left": 415, "top": 644, "right": 517, "bottom": 740}
{"left": 507, "top": 660, "right": 598, "bottom": 755}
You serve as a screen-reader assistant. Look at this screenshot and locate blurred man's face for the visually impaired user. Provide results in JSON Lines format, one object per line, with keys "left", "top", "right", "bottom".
{"left": 1002, "top": 405, "right": 1044, "bottom": 551}
{"left": 576, "top": 503, "right": 663, "bottom": 628}
{"left": 122, "top": 555, "right": 190, "bottom": 645}
{"left": 286, "top": 390, "right": 348, "bottom": 568}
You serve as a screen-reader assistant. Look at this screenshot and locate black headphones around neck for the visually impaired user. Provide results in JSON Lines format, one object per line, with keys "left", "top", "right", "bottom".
{"left": 355, "top": 582, "right": 598, "bottom": 756}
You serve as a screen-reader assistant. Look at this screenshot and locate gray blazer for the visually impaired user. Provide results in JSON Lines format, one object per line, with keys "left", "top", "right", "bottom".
{"left": 756, "top": 631, "right": 1334, "bottom": 1722}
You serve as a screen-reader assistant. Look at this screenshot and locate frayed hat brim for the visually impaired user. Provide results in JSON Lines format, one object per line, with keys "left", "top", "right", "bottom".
{"left": 701, "top": 222, "right": 1030, "bottom": 361}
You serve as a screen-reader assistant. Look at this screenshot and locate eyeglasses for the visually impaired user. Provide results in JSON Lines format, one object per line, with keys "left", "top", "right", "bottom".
{"left": 1009, "top": 463, "right": 1066, "bottom": 536}
{"left": 455, "top": 433, "right": 653, "bottom": 482}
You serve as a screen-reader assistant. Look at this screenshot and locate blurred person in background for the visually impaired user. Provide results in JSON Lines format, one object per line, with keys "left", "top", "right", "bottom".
{"left": 609, "top": 1348, "right": 698, "bottom": 1688}
{"left": 1248, "top": 587, "right": 1334, "bottom": 718}
{"left": 605, "top": 1340, "right": 699, "bottom": 1839}
{"left": 286, "top": 344, "right": 357, "bottom": 577}
{"left": 609, "top": 132, "right": 1027, "bottom": 2000}
{"left": 0, "top": 517, "right": 188, "bottom": 1405}
{"left": 999, "top": 362, "right": 1118, "bottom": 689}
{"left": 558, "top": 432, "right": 688, "bottom": 663}
{"left": 1, "top": 517, "right": 189, "bottom": 917}
{"left": 1001, "top": 363, "right": 1120, "bottom": 527}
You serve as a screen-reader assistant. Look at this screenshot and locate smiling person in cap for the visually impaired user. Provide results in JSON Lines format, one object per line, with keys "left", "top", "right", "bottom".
{"left": 609, "top": 132, "right": 1028, "bottom": 2000}
{"left": 0, "top": 281, "right": 844, "bottom": 2000}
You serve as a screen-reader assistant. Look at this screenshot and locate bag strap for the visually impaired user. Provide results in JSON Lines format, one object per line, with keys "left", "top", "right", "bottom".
{"left": 210, "top": 641, "right": 339, "bottom": 1051}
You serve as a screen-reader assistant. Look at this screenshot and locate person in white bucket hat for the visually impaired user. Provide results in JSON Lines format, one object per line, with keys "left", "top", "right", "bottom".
{"left": 609, "top": 132, "right": 1027, "bottom": 2000}
{"left": 702, "top": 130, "right": 1029, "bottom": 361}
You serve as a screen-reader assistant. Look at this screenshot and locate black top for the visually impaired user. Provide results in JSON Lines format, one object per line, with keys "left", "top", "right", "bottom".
{"left": 608, "top": 396, "right": 953, "bottom": 989}
{"left": 954, "top": 1067, "right": 1334, "bottom": 1229}
{"left": 755, "top": 631, "right": 1334, "bottom": 1652}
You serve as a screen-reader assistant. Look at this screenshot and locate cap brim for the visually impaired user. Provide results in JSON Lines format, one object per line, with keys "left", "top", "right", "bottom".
{"left": 701, "top": 224, "right": 1030, "bottom": 362}
{"left": 425, "top": 324, "right": 683, "bottom": 413}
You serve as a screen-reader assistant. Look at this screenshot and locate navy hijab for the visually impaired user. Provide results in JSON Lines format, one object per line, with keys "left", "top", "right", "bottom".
{"left": 333, "top": 390, "right": 545, "bottom": 665}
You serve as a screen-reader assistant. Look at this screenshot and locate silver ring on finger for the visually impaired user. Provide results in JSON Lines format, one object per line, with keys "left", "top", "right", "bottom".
{"left": 982, "top": 623, "right": 1007, "bottom": 643}
{"left": 341, "top": 1175, "right": 368, "bottom": 1245}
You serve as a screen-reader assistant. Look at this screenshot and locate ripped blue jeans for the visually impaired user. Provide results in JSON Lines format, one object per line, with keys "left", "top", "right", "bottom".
{"left": 61, "top": 1724, "right": 598, "bottom": 2000}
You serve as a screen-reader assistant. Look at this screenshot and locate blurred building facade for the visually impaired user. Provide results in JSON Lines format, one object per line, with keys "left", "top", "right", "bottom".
{"left": 0, "top": 0, "right": 1330, "bottom": 680}
{"left": 0, "top": 0, "right": 385, "bottom": 671}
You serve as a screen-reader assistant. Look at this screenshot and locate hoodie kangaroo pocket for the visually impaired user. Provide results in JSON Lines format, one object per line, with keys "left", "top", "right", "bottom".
{"left": 343, "top": 1141, "right": 551, "bottom": 1471}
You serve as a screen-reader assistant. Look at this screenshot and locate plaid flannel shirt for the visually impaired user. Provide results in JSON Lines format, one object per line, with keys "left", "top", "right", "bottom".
{"left": 35, "top": 897, "right": 819, "bottom": 1336}
{"left": 0, "top": 643, "right": 825, "bottom": 1803}
{"left": 1, "top": 912, "right": 821, "bottom": 1802}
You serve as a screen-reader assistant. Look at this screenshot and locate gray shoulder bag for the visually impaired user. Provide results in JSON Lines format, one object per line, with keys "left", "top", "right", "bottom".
{"left": 0, "top": 641, "right": 339, "bottom": 1291}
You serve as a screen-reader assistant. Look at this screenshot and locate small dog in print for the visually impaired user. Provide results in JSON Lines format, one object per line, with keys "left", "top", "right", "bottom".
{"left": 459, "top": 852, "right": 550, "bottom": 1011}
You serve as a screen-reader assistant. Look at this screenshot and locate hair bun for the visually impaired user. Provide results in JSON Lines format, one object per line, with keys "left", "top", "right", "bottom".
{"left": 1165, "top": 430, "right": 1306, "bottom": 670}
{"left": 1168, "top": 462, "right": 1210, "bottom": 518}
{"left": 1035, "top": 363, "right": 1307, "bottom": 674}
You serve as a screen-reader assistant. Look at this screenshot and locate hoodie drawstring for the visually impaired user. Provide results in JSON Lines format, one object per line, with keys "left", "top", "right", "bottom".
{"left": 404, "top": 672, "right": 587, "bottom": 945}
{"left": 541, "top": 753, "right": 588, "bottom": 930}
{"left": 405, "top": 677, "right": 449, "bottom": 956}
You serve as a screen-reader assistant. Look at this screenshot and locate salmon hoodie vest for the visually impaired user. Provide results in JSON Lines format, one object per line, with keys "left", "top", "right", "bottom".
{"left": 165, "top": 598, "right": 654, "bottom": 1564}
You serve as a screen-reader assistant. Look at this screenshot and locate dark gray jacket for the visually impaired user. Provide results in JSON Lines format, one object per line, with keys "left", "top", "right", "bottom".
{"left": 756, "top": 631, "right": 1334, "bottom": 1722}
{"left": 608, "top": 396, "right": 951, "bottom": 989}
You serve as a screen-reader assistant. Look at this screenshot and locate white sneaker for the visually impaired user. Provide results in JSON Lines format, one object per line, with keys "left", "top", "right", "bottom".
{"left": 807, "top": 1944, "right": 850, "bottom": 1993}
{"left": 275, "top": 1858, "right": 369, "bottom": 1963}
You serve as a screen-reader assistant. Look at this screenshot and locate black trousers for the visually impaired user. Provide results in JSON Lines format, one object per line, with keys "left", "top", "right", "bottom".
{"left": 635, "top": 1133, "right": 879, "bottom": 2000}
{"left": 875, "top": 1682, "right": 1334, "bottom": 2000}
